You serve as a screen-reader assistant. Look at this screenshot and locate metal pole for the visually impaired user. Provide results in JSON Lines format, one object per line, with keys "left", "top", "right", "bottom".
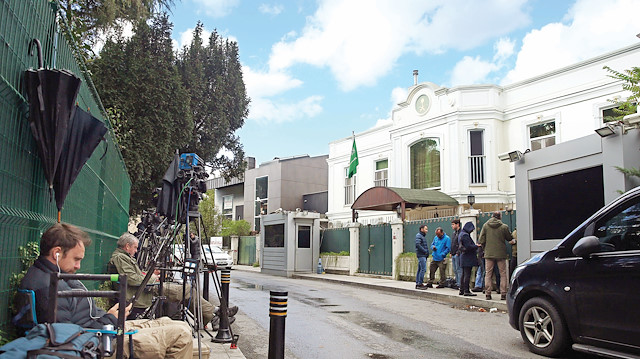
{"left": 268, "top": 291, "right": 287, "bottom": 359}
{"left": 212, "top": 270, "right": 232, "bottom": 342}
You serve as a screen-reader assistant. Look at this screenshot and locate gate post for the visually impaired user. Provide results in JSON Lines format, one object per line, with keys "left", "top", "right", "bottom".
{"left": 459, "top": 209, "right": 480, "bottom": 242}
{"left": 231, "top": 235, "right": 239, "bottom": 265}
{"left": 348, "top": 222, "right": 361, "bottom": 275}
{"left": 390, "top": 219, "right": 404, "bottom": 280}
{"left": 256, "top": 234, "right": 262, "bottom": 268}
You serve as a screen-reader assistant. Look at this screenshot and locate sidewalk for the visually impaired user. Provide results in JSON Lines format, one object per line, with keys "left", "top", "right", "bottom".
{"left": 235, "top": 265, "right": 507, "bottom": 312}
{"left": 195, "top": 329, "right": 246, "bottom": 359}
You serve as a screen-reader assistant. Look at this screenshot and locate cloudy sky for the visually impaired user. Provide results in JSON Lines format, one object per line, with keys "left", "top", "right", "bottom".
{"left": 168, "top": 0, "right": 640, "bottom": 165}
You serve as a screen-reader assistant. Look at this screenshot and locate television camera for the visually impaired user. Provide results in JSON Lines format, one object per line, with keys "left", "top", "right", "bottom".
{"left": 176, "top": 153, "right": 208, "bottom": 213}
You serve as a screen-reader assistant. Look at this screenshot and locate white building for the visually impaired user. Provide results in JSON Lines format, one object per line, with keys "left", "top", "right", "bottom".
{"left": 327, "top": 43, "right": 640, "bottom": 226}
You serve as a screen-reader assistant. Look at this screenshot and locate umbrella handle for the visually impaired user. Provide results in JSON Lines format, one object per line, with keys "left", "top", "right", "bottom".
{"left": 29, "top": 39, "right": 43, "bottom": 69}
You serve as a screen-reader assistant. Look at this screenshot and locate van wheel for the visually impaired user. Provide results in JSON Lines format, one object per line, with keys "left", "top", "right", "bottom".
{"left": 519, "top": 297, "right": 570, "bottom": 357}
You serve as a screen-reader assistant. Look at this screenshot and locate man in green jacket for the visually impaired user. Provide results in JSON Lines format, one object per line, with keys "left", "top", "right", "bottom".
{"left": 478, "top": 212, "right": 513, "bottom": 300}
{"left": 109, "top": 233, "right": 236, "bottom": 325}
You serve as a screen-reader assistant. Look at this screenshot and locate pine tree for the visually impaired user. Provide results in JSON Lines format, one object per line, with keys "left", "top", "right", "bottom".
{"left": 90, "top": 14, "right": 191, "bottom": 214}
{"left": 177, "top": 24, "right": 250, "bottom": 180}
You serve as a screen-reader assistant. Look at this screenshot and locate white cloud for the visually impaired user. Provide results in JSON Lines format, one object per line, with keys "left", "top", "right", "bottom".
{"left": 176, "top": 28, "right": 212, "bottom": 52}
{"left": 448, "top": 37, "right": 514, "bottom": 86}
{"left": 243, "top": 65, "right": 302, "bottom": 97}
{"left": 249, "top": 95, "right": 323, "bottom": 124}
{"left": 174, "top": 27, "right": 237, "bottom": 53}
{"left": 391, "top": 87, "right": 408, "bottom": 107}
{"left": 193, "top": 0, "right": 239, "bottom": 18}
{"left": 268, "top": 0, "right": 530, "bottom": 91}
{"left": 502, "top": 0, "right": 640, "bottom": 84}
{"left": 259, "top": 3, "right": 284, "bottom": 15}
{"left": 93, "top": 20, "right": 134, "bottom": 55}
{"left": 374, "top": 118, "right": 393, "bottom": 128}
{"left": 242, "top": 65, "right": 323, "bottom": 123}
{"left": 450, "top": 56, "right": 501, "bottom": 86}
{"left": 493, "top": 37, "right": 515, "bottom": 62}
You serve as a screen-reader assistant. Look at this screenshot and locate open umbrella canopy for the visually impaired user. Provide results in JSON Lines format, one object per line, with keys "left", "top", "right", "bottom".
{"left": 53, "top": 106, "right": 107, "bottom": 213}
{"left": 24, "top": 39, "right": 81, "bottom": 193}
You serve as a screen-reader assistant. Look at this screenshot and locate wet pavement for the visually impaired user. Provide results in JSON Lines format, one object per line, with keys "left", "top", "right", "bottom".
{"left": 226, "top": 266, "right": 600, "bottom": 359}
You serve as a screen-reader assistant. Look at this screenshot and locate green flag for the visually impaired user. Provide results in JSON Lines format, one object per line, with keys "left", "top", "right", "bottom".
{"left": 348, "top": 138, "right": 359, "bottom": 178}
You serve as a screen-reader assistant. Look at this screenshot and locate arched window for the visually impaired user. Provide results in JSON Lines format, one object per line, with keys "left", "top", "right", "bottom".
{"left": 410, "top": 138, "right": 440, "bottom": 189}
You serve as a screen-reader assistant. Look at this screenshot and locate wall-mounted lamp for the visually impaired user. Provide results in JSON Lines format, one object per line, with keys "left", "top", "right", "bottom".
{"left": 499, "top": 150, "right": 527, "bottom": 162}
{"left": 595, "top": 124, "right": 616, "bottom": 137}
{"left": 467, "top": 193, "right": 475, "bottom": 209}
{"left": 396, "top": 204, "right": 402, "bottom": 216}
{"left": 508, "top": 150, "right": 523, "bottom": 162}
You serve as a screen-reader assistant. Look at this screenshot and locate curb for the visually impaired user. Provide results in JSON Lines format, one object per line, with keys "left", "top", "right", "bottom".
{"left": 291, "top": 273, "right": 508, "bottom": 312}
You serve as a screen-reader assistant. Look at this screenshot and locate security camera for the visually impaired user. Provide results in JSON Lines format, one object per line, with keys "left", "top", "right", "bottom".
{"left": 498, "top": 152, "right": 511, "bottom": 161}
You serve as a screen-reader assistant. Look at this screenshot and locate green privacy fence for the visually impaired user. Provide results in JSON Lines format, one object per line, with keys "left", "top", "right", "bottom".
{"left": 0, "top": 0, "right": 131, "bottom": 329}
{"left": 403, "top": 216, "right": 458, "bottom": 253}
{"left": 477, "top": 210, "right": 516, "bottom": 257}
{"left": 320, "top": 227, "right": 350, "bottom": 253}
{"left": 238, "top": 236, "right": 256, "bottom": 265}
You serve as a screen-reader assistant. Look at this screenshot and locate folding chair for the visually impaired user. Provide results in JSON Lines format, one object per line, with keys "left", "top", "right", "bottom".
{"left": 48, "top": 273, "right": 138, "bottom": 359}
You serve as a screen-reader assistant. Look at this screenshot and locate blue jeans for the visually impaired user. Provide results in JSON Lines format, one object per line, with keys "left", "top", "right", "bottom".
{"left": 416, "top": 256, "right": 427, "bottom": 285}
{"left": 452, "top": 254, "right": 462, "bottom": 287}
{"left": 475, "top": 258, "right": 485, "bottom": 288}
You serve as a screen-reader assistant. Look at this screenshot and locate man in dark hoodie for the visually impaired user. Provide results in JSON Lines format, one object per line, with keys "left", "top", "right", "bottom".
{"left": 478, "top": 211, "right": 513, "bottom": 300}
{"left": 458, "top": 221, "right": 479, "bottom": 296}
{"left": 415, "top": 225, "right": 429, "bottom": 290}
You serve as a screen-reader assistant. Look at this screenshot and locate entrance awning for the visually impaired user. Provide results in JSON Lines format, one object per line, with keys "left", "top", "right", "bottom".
{"left": 351, "top": 187, "right": 458, "bottom": 221}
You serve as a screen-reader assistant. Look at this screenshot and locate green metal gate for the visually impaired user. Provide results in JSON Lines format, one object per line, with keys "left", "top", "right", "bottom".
{"left": 238, "top": 236, "right": 256, "bottom": 265}
{"left": 359, "top": 224, "right": 392, "bottom": 275}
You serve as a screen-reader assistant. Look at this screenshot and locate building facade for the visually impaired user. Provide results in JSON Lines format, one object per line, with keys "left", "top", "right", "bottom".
{"left": 209, "top": 155, "right": 329, "bottom": 232}
{"left": 327, "top": 43, "right": 640, "bottom": 226}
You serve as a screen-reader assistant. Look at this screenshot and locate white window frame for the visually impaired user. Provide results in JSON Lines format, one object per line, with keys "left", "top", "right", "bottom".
{"left": 222, "top": 195, "right": 233, "bottom": 219}
{"left": 408, "top": 137, "right": 442, "bottom": 190}
{"left": 374, "top": 159, "right": 388, "bottom": 187}
{"left": 255, "top": 176, "right": 268, "bottom": 231}
{"left": 468, "top": 129, "right": 485, "bottom": 185}
{"left": 344, "top": 167, "right": 356, "bottom": 206}
{"left": 526, "top": 115, "right": 559, "bottom": 151}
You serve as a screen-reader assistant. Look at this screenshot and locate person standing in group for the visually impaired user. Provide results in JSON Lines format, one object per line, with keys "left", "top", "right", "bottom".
{"left": 458, "top": 221, "right": 479, "bottom": 296}
{"left": 427, "top": 227, "right": 450, "bottom": 288}
{"left": 509, "top": 228, "right": 518, "bottom": 281}
{"left": 478, "top": 211, "right": 513, "bottom": 300}
{"left": 450, "top": 219, "right": 462, "bottom": 290}
{"left": 415, "top": 225, "right": 429, "bottom": 290}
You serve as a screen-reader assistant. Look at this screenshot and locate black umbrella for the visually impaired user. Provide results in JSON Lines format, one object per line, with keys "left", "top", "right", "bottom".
{"left": 24, "top": 38, "right": 81, "bottom": 197}
{"left": 156, "top": 152, "right": 180, "bottom": 221}
{"left": 54, "top": 106, "right": 107, "bottom": 220}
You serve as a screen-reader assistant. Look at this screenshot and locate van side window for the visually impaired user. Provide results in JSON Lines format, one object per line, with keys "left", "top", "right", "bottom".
{"left": 593, "top": 196, "right": 640, "bottom": 252}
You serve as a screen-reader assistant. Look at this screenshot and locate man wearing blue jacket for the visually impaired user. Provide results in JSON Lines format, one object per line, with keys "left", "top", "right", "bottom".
{"left": 415, "top": 225, "right": 429, "bottom": 290}
{"left": 427, "top": 227, "right": 451, "bottom": 288}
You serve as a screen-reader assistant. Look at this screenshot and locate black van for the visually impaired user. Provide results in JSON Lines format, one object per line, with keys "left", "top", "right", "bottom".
{"left": 507, "top": 186, "right": 640, "bottom": 358}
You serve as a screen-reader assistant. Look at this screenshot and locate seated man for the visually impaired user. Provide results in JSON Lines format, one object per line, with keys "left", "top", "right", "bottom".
{"left": 19, "top": 223, "right": 193, "bottom": 359}
{"left": 109, "top": 233, "right": 237, "bottom": 327}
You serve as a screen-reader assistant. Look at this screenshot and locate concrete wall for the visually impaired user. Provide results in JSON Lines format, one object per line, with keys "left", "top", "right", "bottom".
{"left": 244, "top": 155, "right": 328, "bottom": 231}
{"left": 214, "top": 183, "right": 244, "bottom": 220}
{"left": 280, "top": 155, "right": 328, "bottom": 210}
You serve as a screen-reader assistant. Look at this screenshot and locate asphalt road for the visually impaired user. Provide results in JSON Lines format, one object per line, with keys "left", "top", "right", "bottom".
{"left": 212, "top": 270, "right": 597, "bottom": 359}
